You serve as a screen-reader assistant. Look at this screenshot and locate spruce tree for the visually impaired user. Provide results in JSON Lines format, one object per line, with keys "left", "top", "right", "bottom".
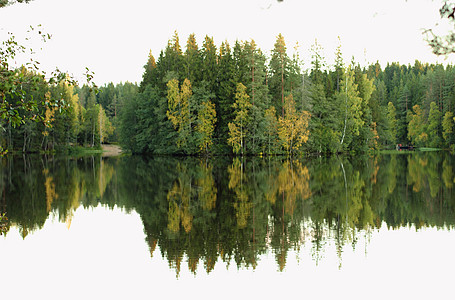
{"left": 269, "top": 34, "right": 289, "bottom": 117}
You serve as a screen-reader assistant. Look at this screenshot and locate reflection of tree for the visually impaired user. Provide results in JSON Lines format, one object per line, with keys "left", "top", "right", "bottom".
{"left": 43, "top": 168, "right": 58, "bottom": 213}
{"left": 228, "top": 158, "right": 251, "bottom": 229}
{"left": 197, "top": 161, "right": 217, "bottom": 211}
{"left": 2, "top": 152, "right": 455, "bottom": 275}
{"left": 167, "top": 163, "right": 193, "bottom": 233}
{"left": 1, "top": 155, "right": 120, "bottom": 237}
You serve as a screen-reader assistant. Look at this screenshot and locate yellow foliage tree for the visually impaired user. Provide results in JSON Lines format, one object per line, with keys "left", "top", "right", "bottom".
{"left": 278, "top": 94, "right": 310, "bottom": 155}
{"left": 197, "top": 100, "right": 216, "bottom": 153}
{"left": 228, "top": 83, "right": 251, "bottom": 155}
{"left": 166, "top": 78, "right": 192, "bottom": 149}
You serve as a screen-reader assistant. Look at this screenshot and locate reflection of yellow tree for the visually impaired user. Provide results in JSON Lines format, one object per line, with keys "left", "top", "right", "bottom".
{"left": 386, "top": 155, "right": 397, "bottom": 194}
{"left": 65, "top": 171, "right": 82, "bottom": 229}
{"left": 197, "top": 162, "right": 217, "bottom": 211}
{"left": 277, "top": 161, "right": 311, "bottom": 215}
{"left": 370, "top": 157, "right": 379, "bottom": 185}
{"left": 278, "top": 95, "right": 310, "bottom": 155}
{"left": 98, "top": 159, "right": 115, "bottom": 199}
{"left": 228, "top": 158, "right": 251, "bottom": 229}
{"left": 265, "top": 163, "right": 279, "bottom": 205}
{"left": 43, "top": 168, "right": 58, "bottom": 213}
{"left": 442, "top": 159, "right": 453, "bottom": 189}
{"left": 407, "top": 156, "right": 427, "bottom": 192}
{"left": 167, "top": 164, "right": 193, "bottom": 233}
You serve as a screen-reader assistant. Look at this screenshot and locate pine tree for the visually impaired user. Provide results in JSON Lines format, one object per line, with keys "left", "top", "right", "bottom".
{"left": 442, "top": 111, "right": 454, "bottom": 148}
{"left": 269, "top": 34, "right": 289, "bottom": 117}
{"left": 333, "top": 37, "right": 344, "bottom": 93}
{"left": 310, "top": 39, "right": 325, "bottom": 87}
{"left": 216, "top": 41, "right": 236, "bottom": 144}
{"left": 427, "top": 101, "right": 441, "bottom": 147}
{"left": 386, "top": 102, "right": 398, "bottom": 145}
{"left": 201, "top": 35, "right": 218, "bottom": 92}
{"left": 244, "top": 40, "right": 269, "bottom": 153}
{"left": 308, "top": 83, "right": 341, "bottom": 153}
{"left": 140, "top": 50, "right": 157, "bottom": 91}
{"left": 184, "top": 33, "right": 201, "bottom": 85}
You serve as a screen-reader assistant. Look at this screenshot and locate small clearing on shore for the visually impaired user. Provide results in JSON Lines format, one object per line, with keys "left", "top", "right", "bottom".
{"left": 102, "top": 144, "right": 122, "bottom": 156}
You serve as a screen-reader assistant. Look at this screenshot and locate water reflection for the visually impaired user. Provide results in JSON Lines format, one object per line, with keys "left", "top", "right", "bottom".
{"left": 1, "top": 152, "right": 455, "bottom": 275}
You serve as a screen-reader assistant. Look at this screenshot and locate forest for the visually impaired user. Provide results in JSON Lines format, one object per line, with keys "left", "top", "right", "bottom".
{"left": 4, "top": 32, "right": 455, "bottom": 155}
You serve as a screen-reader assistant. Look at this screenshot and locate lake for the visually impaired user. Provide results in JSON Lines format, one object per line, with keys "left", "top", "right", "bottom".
{"left": 1, "top": 153, "right": 454, "bottom": 299}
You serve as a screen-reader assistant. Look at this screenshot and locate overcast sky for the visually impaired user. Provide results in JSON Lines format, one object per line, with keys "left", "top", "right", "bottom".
{"left": 0, "top": 0, "right": 453, "bottom": 85}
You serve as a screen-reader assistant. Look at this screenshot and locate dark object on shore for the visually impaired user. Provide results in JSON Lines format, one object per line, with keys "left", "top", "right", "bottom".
{"left": 396, "top": 144, "right": 415, "bottom": 151}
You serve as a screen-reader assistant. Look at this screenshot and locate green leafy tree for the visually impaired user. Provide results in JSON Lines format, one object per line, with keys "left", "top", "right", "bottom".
{"left": 228, "top": 83, "right": 251, "bottom": 155}
{"left": 408, "top": 104, "right": 427, "bottom": 147}
{"left": 337, "top": 67, "right": 365, "bottom": 150}
{"left": 197, "top": 99, "right": 216, "bottom": 153}
{"left": 263, "top": 106, "right": 280, "bottom": 154}
{"left": 166, "top": 78, "right": 192, "bottom": 150}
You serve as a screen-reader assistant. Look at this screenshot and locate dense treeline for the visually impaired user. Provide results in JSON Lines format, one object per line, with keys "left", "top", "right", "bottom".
{"left": 5, "top": 32, "right": 455, "bottom": 155}
{"left": 0, "top": 68, "right": 137, "bottom": 152}
{"left": 117, "top": 32, "right": 455, "bottom": 155}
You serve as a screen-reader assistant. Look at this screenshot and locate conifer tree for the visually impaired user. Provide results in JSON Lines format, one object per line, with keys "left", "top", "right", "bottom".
{"left": 201, "top": 36, "right": 218, "bottom": 91}
{"left": 184, "top": 33, "right": 201, "bottom": 85}
{"left": 442, "top": 110, "right": 454, "bottom": 148}
{"left": 140, "top": 50, "right": 157, "bottom": 91}
{"left": 244, "top": 40, "right": 269, "bottom": 153}
{"left": 386, "top": 102, "right": 398, "bottom": 145}
{"left": 308, "top": 83, "right": 341, "bottom": 153}
{"left": 310, "top": 39, "right": 325, "bottom": 87}
{"left": 333, "top": 37, "right": 344, "bottom": 93}
{"left": 269, "top": 34, "right": 289, "bottom": 117}
{"left": 427, "top": 101, "right": 441, "bottom": 147}
{"left": 216, "top": 41, "right": 236, "bottom": 143}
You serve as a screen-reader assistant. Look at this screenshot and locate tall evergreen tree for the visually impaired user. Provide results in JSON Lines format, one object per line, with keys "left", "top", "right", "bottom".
{"left": 184, "top": 33, "right": 202, "bottom": 85}
{"left": 269, "top": 34, "right": 289, "bottom": 117}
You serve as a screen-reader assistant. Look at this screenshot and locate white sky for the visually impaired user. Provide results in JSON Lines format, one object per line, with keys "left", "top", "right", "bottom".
{"left": 0, "top": 0, "right": 453, "bottom": 85}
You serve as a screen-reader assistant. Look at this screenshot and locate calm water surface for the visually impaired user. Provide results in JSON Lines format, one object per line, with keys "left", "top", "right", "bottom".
{"left": 0, "top": 153, "right": 454, "bottom": 299}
